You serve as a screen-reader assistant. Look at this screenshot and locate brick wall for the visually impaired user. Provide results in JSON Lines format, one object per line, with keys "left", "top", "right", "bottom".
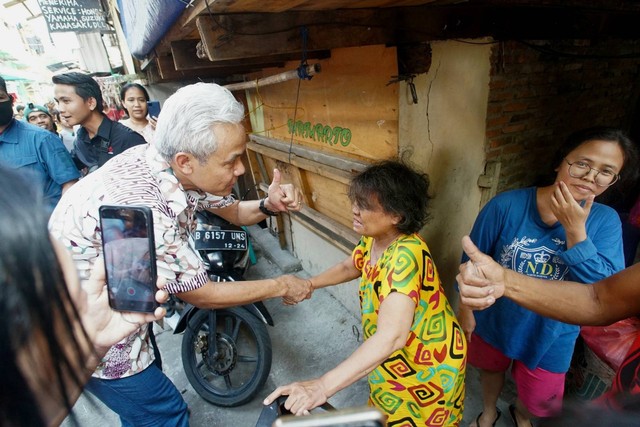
{"left": 485, "top": 39, "right": 640, "bottom": 193}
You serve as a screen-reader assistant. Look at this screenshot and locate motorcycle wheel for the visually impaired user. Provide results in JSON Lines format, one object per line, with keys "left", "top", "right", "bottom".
{"left": 181, "top": 306, "right": 272, "bottom": 407}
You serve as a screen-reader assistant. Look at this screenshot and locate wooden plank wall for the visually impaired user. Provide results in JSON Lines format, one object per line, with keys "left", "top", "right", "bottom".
{"left": 247, "top": 45, "right": 398, "bottom": 162}
{"left": 244, "top": 45, "right": 399, "bottom": 235}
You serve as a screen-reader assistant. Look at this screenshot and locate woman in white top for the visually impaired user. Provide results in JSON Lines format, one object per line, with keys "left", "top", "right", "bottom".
{"left": 119, "top": 83, "right": 156, "bottom": 143}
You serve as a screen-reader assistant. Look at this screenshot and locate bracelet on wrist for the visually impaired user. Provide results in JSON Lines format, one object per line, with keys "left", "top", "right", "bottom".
{"left": 259, "top": 197, "right": 279, "bottom": 216}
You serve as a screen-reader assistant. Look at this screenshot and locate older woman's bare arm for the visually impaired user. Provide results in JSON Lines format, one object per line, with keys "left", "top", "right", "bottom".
{"left": 263, "top": 292, "right": 414, "bottom": 415}
{"left": 308, "top": 257, "right": 360, "bottom": 290}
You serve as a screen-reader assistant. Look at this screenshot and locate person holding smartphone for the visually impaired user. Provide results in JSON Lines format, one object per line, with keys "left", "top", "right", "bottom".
{"left": 119, "top": 82, "right": 157, "bottom": 143}
{"left": 49, "top": 82, "right": 311, "bottom": 426}
{"left": 0, "top": 165, "right": 168, "bottom": 426}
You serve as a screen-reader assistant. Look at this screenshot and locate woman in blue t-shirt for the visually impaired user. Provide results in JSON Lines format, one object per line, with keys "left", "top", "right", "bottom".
{"left": 460, "top": 127, "right": 639, "bottom": 427}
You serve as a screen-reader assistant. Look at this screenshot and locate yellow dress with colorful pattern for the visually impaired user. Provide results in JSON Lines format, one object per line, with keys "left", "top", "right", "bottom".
{"left": 353, "top": 234, "right": 467, "bottom": 426}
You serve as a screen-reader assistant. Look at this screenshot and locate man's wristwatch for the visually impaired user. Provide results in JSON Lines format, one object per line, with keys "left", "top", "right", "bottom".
{"left": 259, "top": 197, "right": 279, "bottom": 216}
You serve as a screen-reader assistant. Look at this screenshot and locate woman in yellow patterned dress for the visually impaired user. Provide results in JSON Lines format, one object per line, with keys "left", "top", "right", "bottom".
{"left": 265, "top": 161, "right": 467, "bottom": 426}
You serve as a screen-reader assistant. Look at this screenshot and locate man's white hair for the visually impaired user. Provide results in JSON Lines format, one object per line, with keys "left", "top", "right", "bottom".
{"left": 154, "top": 83, "right": 245, "bottom": 162}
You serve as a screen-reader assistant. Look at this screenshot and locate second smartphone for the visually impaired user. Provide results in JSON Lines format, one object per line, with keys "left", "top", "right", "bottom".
{"left": 99, "top": 205, "right": 158, "bottom": 313}
{"left": 147, "top": 100, "right": 161, "bottom": 119}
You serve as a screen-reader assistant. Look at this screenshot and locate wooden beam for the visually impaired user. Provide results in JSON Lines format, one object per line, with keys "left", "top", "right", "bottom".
{"left": 248, "top": 134, "right": 369, "bottom": 184}
{"left": 248, "top": 141, "right": 351, "bottom": 186}
{"left": 171, "top": 39, "right": 286, "bottom": 70}
{"left": 170, "top": 39, "right": 329, "bottom": 71}
{"left": 196, "top": 10, "right": 396, "bottom": 60}
{"left": 155, "top": 55, "right": 257, "bottom": 82}
{"left": 171, "top": 39, "right": 216, "bottom": 70}
{"left": 155, "top": 0, "right": 209, "bottom": 55}
{"left": 196, "top": 16, "right": 331, "bottom": 63}
{"left": 191, "top": 6, "right": 640, "bottom": 61}
{"left": 296, "top": 205, "right": 360, "bottom": 253}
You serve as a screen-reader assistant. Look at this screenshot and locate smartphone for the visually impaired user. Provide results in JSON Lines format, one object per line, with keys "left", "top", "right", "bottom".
{"left": 147, "top": 100, "right": 161, "bottom": 119}
{"left": 273, "top": 406, "right": 386, "bottom": 427}
{"left": 99, "top": 205, "right": 158, "bottom": 313}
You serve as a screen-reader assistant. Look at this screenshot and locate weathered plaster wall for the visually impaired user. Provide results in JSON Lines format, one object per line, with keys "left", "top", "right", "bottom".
{"left": 399, "top": 39, "right": 493, "bottom": 302}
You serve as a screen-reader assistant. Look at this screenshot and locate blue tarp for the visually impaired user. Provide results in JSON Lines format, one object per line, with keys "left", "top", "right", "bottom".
{"left": 117, "top": 0, "right": 187, "bottom": 60}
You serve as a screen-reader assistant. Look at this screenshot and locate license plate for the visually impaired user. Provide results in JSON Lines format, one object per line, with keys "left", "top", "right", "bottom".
{"left": 193, "top": 229, "right": 247, "bottom": 250}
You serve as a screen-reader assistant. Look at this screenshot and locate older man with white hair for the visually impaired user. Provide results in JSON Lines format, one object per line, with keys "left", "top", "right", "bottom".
{"left": 49, "top": 83, "right": 311, "bottom": 426}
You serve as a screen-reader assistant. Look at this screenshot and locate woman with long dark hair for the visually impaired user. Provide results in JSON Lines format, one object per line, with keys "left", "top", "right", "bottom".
{"left": 0, "top": 165, "right": 167, "bottom": 426}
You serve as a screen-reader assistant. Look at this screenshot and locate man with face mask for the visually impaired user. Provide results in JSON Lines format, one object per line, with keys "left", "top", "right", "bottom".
{"left": 0, "top": 76, "right": 79, "bottom": 210}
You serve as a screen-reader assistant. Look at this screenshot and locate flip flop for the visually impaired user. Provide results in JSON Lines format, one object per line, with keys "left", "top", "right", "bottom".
{"left": 508, "top": 404, "right": 533, "bottom": 427}
{"left": 472, "top": 408, "right": 501, "bottom": 427}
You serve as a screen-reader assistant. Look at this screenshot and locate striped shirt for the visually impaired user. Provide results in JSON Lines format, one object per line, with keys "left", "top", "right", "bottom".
{"left": 49, "top": 143, "right": 235, "bottom": 379}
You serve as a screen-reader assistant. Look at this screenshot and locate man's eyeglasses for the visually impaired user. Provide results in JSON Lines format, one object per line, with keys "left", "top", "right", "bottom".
{"left": 564, "top": 159, "right": 619, "bottom": 187}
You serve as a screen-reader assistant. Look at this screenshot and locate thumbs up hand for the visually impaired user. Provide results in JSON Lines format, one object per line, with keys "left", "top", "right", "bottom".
{"left": 265, "top": 168, "right": 304, "bottom": 213}
{"left": 456, "top": 236, "right": 506, "bottom": 310}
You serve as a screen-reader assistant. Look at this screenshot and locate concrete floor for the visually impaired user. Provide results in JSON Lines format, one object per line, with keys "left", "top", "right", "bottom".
{"left": 63, "top": 229, "right": 522, "bottom": 427}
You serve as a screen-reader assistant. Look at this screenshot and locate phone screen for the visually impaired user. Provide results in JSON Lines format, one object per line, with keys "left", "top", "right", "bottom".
{"left": 273, "top": 407, "right": 386, "bottom": 427}
{"left": 147, "top": 100, "right": 161, "bottom": 118}
{"left": 99, "top": 205, "right": 158, "bottom": 313}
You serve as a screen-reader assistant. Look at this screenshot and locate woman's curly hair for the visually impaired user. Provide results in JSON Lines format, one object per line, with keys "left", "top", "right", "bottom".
{"left": 348, "top": 160, "right": 431, "bottom": 235}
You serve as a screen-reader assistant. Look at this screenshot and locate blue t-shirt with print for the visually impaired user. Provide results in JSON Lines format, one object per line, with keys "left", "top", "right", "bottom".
{"left": 464, "top": 187, "right": 624, "bottom": 372}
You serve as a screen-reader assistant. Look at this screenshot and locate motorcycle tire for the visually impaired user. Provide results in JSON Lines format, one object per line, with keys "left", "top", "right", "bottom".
{"left": 181, "top": 306, "right": 272, "bottom": 407}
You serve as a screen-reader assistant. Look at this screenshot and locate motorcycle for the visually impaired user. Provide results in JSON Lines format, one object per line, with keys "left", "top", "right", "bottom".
{"left": 168, "top": 209, "right": 274, "bottom": 407}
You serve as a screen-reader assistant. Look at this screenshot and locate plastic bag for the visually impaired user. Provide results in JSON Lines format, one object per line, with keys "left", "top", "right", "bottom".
{"left": 581, "top": 317, "right": 640, "bottom": 371}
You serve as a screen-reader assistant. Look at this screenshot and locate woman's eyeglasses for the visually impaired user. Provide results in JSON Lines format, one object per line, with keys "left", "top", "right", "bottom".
{"left": 564, "top": 159, "right": 619, "bottom": 187}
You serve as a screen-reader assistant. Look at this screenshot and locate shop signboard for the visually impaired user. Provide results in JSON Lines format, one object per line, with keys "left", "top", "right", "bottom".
{"left": 37, "top": 0, "right": 110, "bottom": 33}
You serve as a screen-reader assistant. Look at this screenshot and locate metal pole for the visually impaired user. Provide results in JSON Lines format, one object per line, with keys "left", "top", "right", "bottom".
{"left": 223, "top": 63, "right": 321, "bottom": 92}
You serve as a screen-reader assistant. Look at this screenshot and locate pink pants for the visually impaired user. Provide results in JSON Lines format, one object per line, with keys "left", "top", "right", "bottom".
{"left": 468, "top": 333, "right": 565, "bottom": 417}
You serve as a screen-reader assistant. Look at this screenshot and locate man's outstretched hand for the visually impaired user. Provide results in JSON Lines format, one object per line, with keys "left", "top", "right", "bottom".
{"left": 456, "top": 236, "right": 506, "bottom": 310}
{"left": 277, "top": 274, "right": 313, "bottom": 305}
